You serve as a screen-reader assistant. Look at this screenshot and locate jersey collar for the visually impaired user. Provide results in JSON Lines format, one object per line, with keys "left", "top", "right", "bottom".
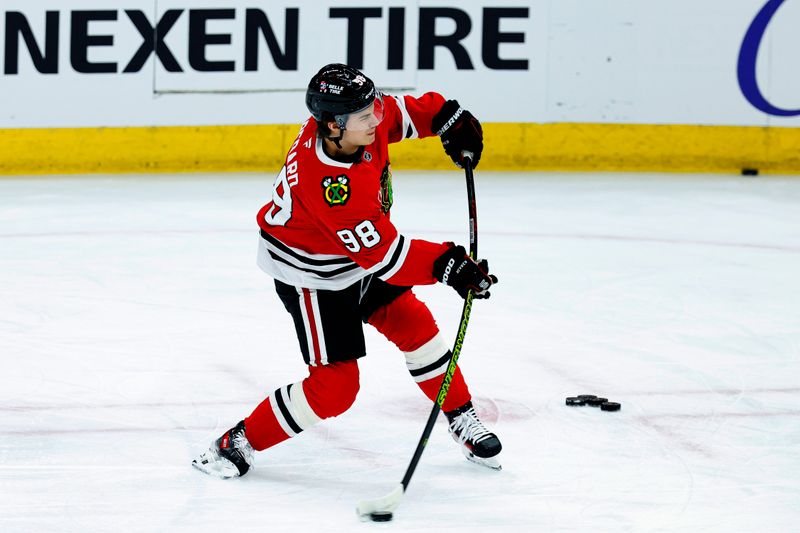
{"left": 316, "top": 137, "right": 353, "bottom": 169}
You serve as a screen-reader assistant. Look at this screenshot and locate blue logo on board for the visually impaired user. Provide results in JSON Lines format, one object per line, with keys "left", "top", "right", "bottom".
{"left": 738, "top": 0, "right": 800, "bottom": 117}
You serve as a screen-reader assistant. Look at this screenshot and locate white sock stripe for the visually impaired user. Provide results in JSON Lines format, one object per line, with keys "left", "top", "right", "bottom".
{"left": 287, "top": 380, "right": 324, "bottom": 428}
{"left": 410, "top": 365, "right": 449, "bottom": 383}
{"left": 404, "top": 333, "right": 450, "bottom": 370}
{"left": 269, "top": 386, "right": 300, "bottom": 437}
{"left": 307, "top": 290, "right": 328, "bottom": 366}
{"left": 296, "top": 287, "right": 316, "bottom": 366}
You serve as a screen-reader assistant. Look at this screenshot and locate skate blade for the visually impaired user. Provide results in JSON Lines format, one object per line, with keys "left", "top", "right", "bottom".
{"left": 191, "top": 451, "right": 240, "bottom": 479}
{"left": 463, "top": 450, "right": 502, "bottom": 471}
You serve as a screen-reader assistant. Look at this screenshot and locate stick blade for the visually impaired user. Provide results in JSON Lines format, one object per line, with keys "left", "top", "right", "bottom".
{"left": 356, "top": 483, "right": 404, "bottom": 519}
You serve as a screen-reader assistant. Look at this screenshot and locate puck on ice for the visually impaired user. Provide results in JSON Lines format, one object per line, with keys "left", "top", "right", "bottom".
{"left": 370, "top": 512, "right": 393, "bottom": 522}
{"left": 577, "top": 395, "right": 597, "bottom": 401}
{"left": 741, "top": 168, "right": 759, "bottom": 176}
{"left": 601, "top": 402, "right": 621, "bottom": 412}
{"left": 565, "top": 397, "right": 585, "bottom": 406}
{"left": 586, "top": 397, "right": 609, "bottom": 406}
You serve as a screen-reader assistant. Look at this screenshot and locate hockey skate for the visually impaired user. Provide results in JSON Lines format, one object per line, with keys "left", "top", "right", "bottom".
{"left": 446, "top": 402, "right": 502, "bottom": 471}
{"left": 192, "top": 420, "right": 254, "bottom": 479}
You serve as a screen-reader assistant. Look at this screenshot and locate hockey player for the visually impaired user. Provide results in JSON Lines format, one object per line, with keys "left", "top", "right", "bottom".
{"left": 193, "top": 63, "right": 501, "bottom": 479}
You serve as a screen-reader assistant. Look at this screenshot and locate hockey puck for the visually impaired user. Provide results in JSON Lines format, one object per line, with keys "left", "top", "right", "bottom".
{"left": 370, "top": 512, "right": 393, "bottom": 522}
{"left": 577, "top": 395, "right": 597, "bottom": 401}
{"left": 741, "top": 168, "right": 759, "bottom": 176}
{"left": 565, "top": 397, "right": 586, "bottom": 406}
{"left": 586, "top": 397, "right": 609, "bottom": 406}
{"left": 601, "top": 402, "right": 621, "bottom": 412}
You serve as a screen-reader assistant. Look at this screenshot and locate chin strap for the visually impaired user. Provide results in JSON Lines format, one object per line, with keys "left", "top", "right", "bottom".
{"left": 317, "top": 116, "right": 349, "bottom": 149}
{"left": 330, "top": 116, "right": 349, "bottom": 149}
{"left": 320, "top": 131, "right": 343, "bottom": 150}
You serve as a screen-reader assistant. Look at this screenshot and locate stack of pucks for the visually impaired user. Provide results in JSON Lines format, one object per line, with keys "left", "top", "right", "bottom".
{"left": 565, "top": 394, "right": 621, "bottom": 411}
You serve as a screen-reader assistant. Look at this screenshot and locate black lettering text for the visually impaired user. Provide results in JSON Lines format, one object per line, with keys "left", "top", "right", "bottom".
{"left": 329, "top": 7, "right": 382, "bottom": 69}
{"left": 387, "top": 7, "right": 404, "bottom": 70}
{"left": 244, "top": 8, "right": 298, "bottom": 71}
{"left": 4, "top": 11, "right": 59, "bottom": 75}
{"left": 71, "top": 10, "right": 117, "bottom": 74}
{"left": 482, "top": 8, "right": 529, "bottom": 70}
{"left": 124, "top": 10, "right": 183, "bottom": 73}
{"left": 189, "top": 9, "right": 235, "bottom": 72}
{"left": 418, "top": 8, "right": 473, "bottom": 70}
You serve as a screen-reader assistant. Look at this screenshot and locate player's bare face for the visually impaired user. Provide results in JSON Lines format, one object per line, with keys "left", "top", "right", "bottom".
{"left": 344, "top": 127, "right": 376, "bottom": 147}
{"left": 344, "top": 104, "right": 381, "bottom": 143}
{"left": 326, "top": 100, "right": 384, "bottom": 155}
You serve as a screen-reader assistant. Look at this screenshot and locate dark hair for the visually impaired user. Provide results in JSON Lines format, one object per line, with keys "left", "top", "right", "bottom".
{"left": 316, "top": 119, "right": 335, "bottom": 138}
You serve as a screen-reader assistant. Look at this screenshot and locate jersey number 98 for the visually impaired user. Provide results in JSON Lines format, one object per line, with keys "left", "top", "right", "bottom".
{"left": 264, "top": 166, "right": 293, "bottom": 226}
{"left": 337, "top": 221, "right": 381, "bottom": 252}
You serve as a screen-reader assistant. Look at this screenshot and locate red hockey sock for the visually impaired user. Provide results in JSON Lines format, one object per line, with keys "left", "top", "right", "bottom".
{"left": 244, "top": 361, "right": 360, "bottom": 452}
{"left": 244, "top": 396, "right": 291, "bottom": 451}
{"left": 368, "top": 290, "right": 472, "bottom": 413}
{"left": 417, "top": 365, "right": 472, "bottom": 413}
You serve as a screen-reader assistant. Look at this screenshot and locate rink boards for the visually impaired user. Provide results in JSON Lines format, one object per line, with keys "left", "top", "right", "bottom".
{"left": 2, "top": 0, "right": 800, "bottom": 174}
{"left": 2, "top": 122, "right": 800, "bottom": 175}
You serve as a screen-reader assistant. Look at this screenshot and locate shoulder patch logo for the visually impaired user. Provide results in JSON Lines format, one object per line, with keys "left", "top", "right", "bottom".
{"left": 322, "top": 175, "right": 350, "bottom": 206}
{"left": 379, "top": 163, "right": 393, "bottom": 214}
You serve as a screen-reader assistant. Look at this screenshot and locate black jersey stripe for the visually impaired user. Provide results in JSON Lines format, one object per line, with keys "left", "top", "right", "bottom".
{"left": 269, "top": 251, "right": 361, "bottom": 278}
{"left": 275, "top": 386, "right": 303, "bottom": 434}
{"left": 408, "top": 350, "right": 452, "bottom": 378}
{"left": 261, "top": 230, "right": 354, "bottom": 266}
{"left": 373, "top": 235, "right": 406, "bottom": 279}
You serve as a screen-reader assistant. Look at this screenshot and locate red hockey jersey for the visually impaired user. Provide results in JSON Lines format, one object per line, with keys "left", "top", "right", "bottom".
{"left": 256, "top": 92, "right": 450, "bottom": 290}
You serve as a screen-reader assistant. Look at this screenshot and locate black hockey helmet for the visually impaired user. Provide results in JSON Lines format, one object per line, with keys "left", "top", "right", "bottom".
{"left": 306, "top": 63, "right": 383, "bottom": 131}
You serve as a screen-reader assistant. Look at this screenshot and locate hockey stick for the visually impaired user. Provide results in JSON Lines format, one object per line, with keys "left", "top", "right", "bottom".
{"left": 357, "top": 152, "right": 478, "bottom": 521}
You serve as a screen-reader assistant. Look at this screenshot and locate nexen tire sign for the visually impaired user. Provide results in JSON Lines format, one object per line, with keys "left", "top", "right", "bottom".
{"left": 2, "top": 3, "right": 529, "bottom": 92}
{"left": 2, "top": 0, "right": 799, "bottom": 129}
{"left": 3, "top": 8, "right": 300, "bottom": 75}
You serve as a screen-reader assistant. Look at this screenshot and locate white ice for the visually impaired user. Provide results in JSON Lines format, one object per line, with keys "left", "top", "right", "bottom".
{"left": 1, "top": 171, "right": 799, "bottom": 532}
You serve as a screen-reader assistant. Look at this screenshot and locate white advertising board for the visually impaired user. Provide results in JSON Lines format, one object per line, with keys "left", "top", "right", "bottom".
{"left": 0, "top": 0, "right": 798, "bottom": 128}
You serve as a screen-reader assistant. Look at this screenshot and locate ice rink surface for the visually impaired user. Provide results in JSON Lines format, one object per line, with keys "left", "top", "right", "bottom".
{"left": 1, "top": 171, "right": 799, "bottom": 532}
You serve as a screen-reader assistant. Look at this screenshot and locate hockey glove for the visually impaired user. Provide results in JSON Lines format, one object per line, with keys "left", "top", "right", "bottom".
{"left": 433, "top": 244, "right": 498, "bottom": 299}
{"left": 431, "top": 100, "right": 483, "bottom": 168}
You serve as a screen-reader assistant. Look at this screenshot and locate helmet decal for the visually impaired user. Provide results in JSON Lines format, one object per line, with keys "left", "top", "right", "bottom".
{"left": 306, "top": 63, "right": 378, "bottom": 123}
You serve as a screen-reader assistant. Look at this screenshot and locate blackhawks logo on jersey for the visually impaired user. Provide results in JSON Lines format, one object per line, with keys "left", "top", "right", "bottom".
{"left": 380, "top": 162, "right": 393, "bottom": 214}
{"left": 322, "top": 175, "right": 350, "bottom": 206}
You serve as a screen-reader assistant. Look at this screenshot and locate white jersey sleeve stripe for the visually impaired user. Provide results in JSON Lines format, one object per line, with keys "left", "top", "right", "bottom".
{"left": 393, "top": 96, "right": 419, "bottom": 140}
{"left": 375, "top": 235, "right": 411, "bottom": 281}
